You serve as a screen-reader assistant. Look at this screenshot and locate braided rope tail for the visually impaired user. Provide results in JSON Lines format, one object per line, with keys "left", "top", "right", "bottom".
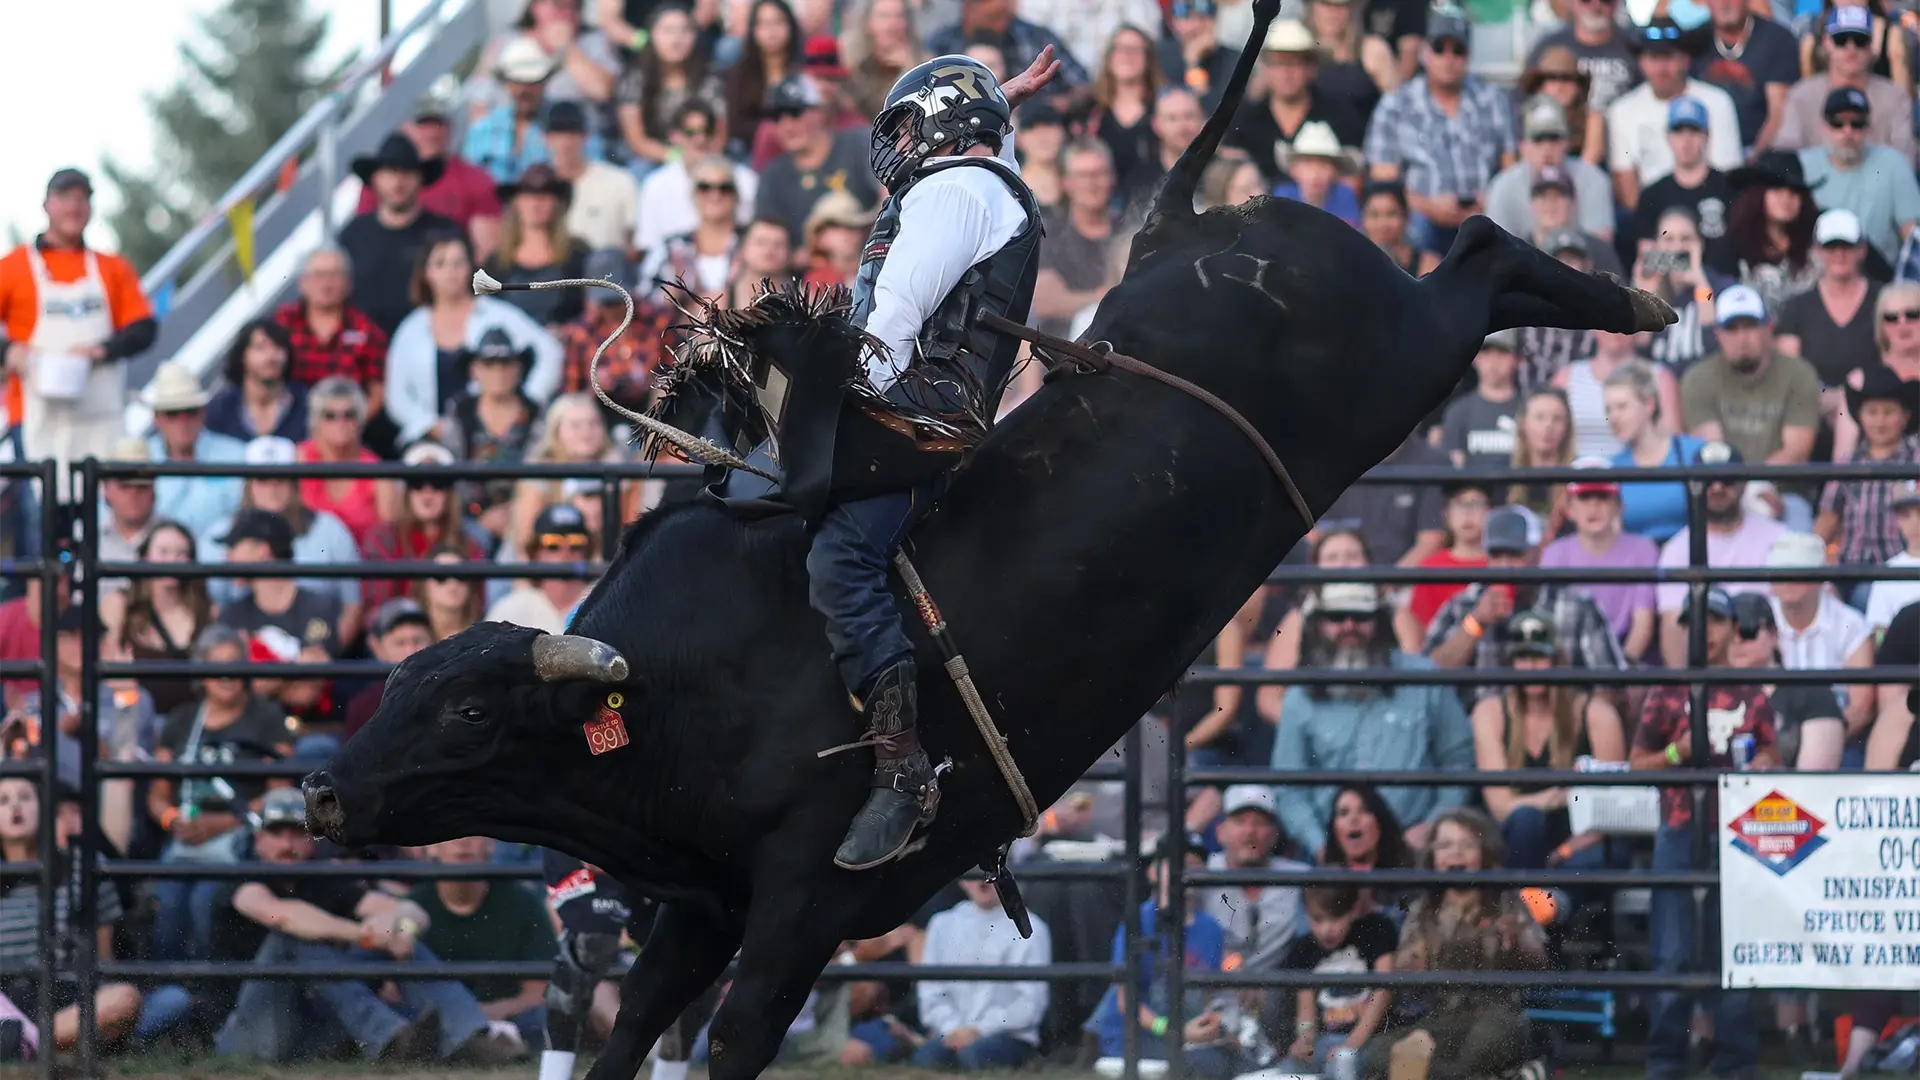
{"left": 470, "top": 269, "right": 778, "bottom": 481}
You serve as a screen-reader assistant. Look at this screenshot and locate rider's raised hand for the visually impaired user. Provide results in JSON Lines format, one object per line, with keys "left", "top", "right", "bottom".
{"left": 1002, "top": 45, "right": 1063, "bottom": 109}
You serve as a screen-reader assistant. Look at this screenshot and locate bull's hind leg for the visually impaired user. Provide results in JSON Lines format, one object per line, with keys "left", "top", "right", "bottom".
{"left": 1433, "top": 215, "right": 1675, "bottom": 336}
{"left": 582, "top": 902, "right": 743, "bottom": 1080}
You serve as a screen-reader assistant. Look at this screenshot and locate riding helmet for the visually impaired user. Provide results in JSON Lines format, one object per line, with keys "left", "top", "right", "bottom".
{"left": 869, "top": 55, "right": 1013, "bottom": 190}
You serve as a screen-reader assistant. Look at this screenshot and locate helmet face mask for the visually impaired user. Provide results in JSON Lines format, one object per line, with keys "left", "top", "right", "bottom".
{"left": 869, "top": 56, "right": 1013, "bottom": 189}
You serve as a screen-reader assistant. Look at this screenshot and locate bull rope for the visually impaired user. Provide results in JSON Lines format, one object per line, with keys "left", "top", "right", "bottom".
{"left": 470, "top": 270, "right": 778, "bottom": 482}
{"left": 891, "top": 551, "right": 1040, "bottom": 838}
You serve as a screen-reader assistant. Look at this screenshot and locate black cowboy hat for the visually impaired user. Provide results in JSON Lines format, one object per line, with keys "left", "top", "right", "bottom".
{"left": 496, "top": 162, "right": 573, "bottom": 207}
{"left": 351, "top": 134, "right": 446, "bottom": 187}
{"left": 466, "top": 326, "right": 535, "bottom": 368}
{"left": 1728, "top": 150, "right": 1822, "bottom": 195}
{"left": 1846, "top": 363, "right": 1919, "bottom": 437}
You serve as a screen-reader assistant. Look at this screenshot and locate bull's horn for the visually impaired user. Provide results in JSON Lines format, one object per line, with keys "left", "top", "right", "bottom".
{"left": 531, "top": 635, "right": 631, "bottom": 683}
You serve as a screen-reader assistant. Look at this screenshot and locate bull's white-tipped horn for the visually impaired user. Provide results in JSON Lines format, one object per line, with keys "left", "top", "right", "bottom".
{"left": 471, "top": 268, "right": 504, "bottom": 295}
{"left": 531, "top": 634, "right": 630, "bottom": 683}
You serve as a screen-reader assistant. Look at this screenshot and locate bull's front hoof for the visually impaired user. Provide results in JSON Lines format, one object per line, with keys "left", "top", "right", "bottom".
{"left": 1627, "top": 287, "right": 1678, "bottom": 332}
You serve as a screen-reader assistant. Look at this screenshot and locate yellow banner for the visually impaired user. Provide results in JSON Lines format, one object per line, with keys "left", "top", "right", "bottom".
{"left": 228, "top": 198, "right": 256, "bottom": 283}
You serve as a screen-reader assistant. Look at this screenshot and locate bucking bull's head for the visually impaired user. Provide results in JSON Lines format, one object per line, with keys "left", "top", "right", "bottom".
{"left": 302, "top": 622, "right": 629, "bottom": 849}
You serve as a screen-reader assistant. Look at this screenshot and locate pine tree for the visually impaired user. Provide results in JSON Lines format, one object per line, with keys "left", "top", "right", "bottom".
{"left": 102, "top": 0, "right": 350, "bottom": 272}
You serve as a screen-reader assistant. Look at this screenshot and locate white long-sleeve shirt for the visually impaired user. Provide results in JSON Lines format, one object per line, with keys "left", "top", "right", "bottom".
{"left": 384, "top": 296, "right": 564, "bottom": 445}
{"left": 916, "top": 899, "right": 1052, "bottom": 1043}
{"left": 863, "top": 138, "right": 1029, "bottom": 392}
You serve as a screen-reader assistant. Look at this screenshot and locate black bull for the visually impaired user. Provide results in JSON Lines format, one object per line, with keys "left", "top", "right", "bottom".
{"left": 303, "top": 6, "right": 1674, "bottom": 1076}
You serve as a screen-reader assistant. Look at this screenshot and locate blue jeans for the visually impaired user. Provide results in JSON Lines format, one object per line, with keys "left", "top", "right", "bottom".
{"left": 909, "top": 1032, "right": 1034, "bottom": 1070}
{"left": 292, "top": 733, "right": 341, "bottom": 765}
{"left": 1648, "top": 825, "right": 1755, "bottom": 1078}
{"left": 214, "top": 935, "right": 488, "bottom": 1062}
{"left": 150, "top": 876, "right": 226, "bottom": 961}
{"left": 134, "top": 983, "right": 194, "bottom": 1043}
{"left": 805, "top": 480, "right": 941, "bottom": 697}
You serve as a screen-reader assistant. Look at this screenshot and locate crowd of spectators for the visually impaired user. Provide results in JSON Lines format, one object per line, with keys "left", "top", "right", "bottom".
{"left": 0, "top": 0, "right": 1917, "bottom": 1070}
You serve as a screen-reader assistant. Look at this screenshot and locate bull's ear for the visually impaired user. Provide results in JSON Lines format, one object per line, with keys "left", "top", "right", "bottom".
{"left": 531, "top": 634, "right": 630, "bottom": 683}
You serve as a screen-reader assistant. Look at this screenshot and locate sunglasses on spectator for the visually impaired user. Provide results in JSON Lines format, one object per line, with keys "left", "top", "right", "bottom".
{"left": 1883, "top": 308, "right": 1920, "bottom": 323}
{"left": 695, "top": 181, "right": 738, "bottom": 195}
{"left": 431, "top": 573, "right": 468, "bottom": 585}
{"left": 319, "top": 410, "right": 358, "bottom": 423}
{"left": 769, "top": 107, "right": 808, "bottom": 121}
{"left": 1430, "top": 39, "right": 1468, "bottom": 55}
{"left": 1830, "top": 32, "right": 1871, "bottom": 47}
{"left": 408, "top": 477, "right": 452, "bottom": 492}
{"left": 1322, "top": 613, "right": 1372, "bottom": 626}
{"left": 1828, "top": 115, "right": 1868, "bottom": 130}
{"left": 538, "top": 534, "right": 592, "bottom": 552}
{"left": 156, "top": 409, "right": 201, "bottom": 419}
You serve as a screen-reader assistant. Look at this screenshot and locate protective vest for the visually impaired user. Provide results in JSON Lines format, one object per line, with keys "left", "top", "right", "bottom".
{"left": 848, "top": 155, "right": 1044, "bottom": 413}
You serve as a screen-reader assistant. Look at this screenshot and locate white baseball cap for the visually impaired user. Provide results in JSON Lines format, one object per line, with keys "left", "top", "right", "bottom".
{"left": 243, "top": 436, "right": 297, "bottom": 467}
{"left": 1815, "top": 208, "right": 1864, "bottom": 246}
{"left": 1221, "top": 785, "right": 1279, "bottom": 821}
{"left": 1715, "top": 284, "right": 1769, "bottom": 327}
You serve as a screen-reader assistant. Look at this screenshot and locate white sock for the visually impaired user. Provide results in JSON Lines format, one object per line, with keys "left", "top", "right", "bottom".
{"left": 540, "top": 1049, "right": 578, "bottom": 1080}
{"left": 652, "top": 1058, "right": 691, "bottom": 1080}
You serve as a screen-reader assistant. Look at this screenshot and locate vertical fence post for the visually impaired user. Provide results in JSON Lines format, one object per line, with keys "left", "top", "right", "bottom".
{"left": 1123, "top": 722, "right": 1144, "bottom": 1080}
{"left": 75, "top": 458, "right": 100, "bottom": 1074}
{"left": 34, "top": 459, "right": 58, "bottom": 1080}
{"left": 1684, "top": 473, "right": 1710, "bottom": 977}
{"left": 600, "top": 469, "right": 622, "bottom": 563}
{"left": 1163, "top": 688, "right": 1187, "bottom": 1080}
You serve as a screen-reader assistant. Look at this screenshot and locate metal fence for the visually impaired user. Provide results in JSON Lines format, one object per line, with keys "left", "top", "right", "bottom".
{"left": 4, "top": 455, "right": 1916, "bottom": 1078}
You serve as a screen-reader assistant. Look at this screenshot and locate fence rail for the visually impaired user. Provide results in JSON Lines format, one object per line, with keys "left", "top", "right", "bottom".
{"left": 3, "top": 452, "right": 1914, "bottom": 1079}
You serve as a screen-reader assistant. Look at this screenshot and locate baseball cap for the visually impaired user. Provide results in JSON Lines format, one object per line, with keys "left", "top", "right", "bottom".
{"left": 1485, "top": 505, "right": 1537, "bottom": 554}
{"left": 47, "top": 168, "right": 93, "bottom": 197}
{"left": 1542, "top": 227, "right": 1589, "bottom": 258}
{"left": 1315, "top": 581, "right": 1382, "bottom": 614}
{"left": 545, "top": 100, "right": 589, "bottom": 134}
{"left": 1522, "top": 95, "right": 1569, "bottom": 140}
{"left": 1693, "top": 439, "right": 1746, "bottom": 466}
{"left": 253, "top": 787, "right": 308, "bottom": 830}
{"left": 1566, "top": 455, "right": 1620, "bottom": 497}
{"left": 533, "top": 503, "right": 592, "bottom": 545}
{"left": 1221, "top": 784, "right": 1279, "bottom": 821}
{"left": 1426, "top": 12, "right": 1470, "bottom": 45}
{"left": 218, "top": 508, "right": 296, "bottom": 560}
{"left": 1150, "top": 828, "right": 1210, "bottom": 865}
{"left": 1816, "top": 208, "right": 1864, "bottom": 246}
{"left": 1531, "top": 164, "right": 1575, "bottom": 197}
{"left": 1679, "top": 586, "right": 1736, "bottom": 623}
{"left": 1827, "top": 5, "right": 1871, "bottom": 37}
{"left": 766, "top": 75, "right": 823, "bottom": 113}
{"left": 1891, "top": 479, "right": 1920, "bottom": 509}
{"left": 803, "top": 35, "right": 848, "bottom": 79}
{"left": 1825, "top": 86, "right": 1871, "bottom": 120}
{"left": 1667, "top": 96, "right": 1709, "bottom": 131}
{"left": 1765, "top": 530, "right": 1829, "bottom": 569}
{"left": 1505, "top": 610, "right": 1557, "bottom": 658}
{"left": 1715, "top": 284, "right": 1768, "bottom": 326}
{"left": 243, "top": 435, "right": 297, "bottom": 467}
{"left": 371, "top": 597, "right": 432, "bottom": 638}
{"left": 402, "top": 440, "right": 456, "bottom": 467}
{"left": 1631, "top": 17, "right": 1686, "bottom": 51}
{"left": 1482, "top": 328, "right": 1520, "bottom": 353}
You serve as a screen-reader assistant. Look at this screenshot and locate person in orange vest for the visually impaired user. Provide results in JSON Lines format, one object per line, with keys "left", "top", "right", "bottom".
{"left": 0, "top": 168, "right": 158, "bottom": 503}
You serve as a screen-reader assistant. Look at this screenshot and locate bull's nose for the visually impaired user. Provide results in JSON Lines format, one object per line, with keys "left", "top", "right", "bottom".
{"left": 303, "top": 780, "right": 344, "bottom": 841}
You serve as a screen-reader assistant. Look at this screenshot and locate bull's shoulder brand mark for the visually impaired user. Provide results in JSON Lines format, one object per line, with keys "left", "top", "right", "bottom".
{"left": 548, "top": 867, "right": 597, "bottom": 904}
{"left": 1729, "top": 790, "right": 1829, "bottom": 877}
{"left": 584, "top": 692, "right": 630, "bottom": 756}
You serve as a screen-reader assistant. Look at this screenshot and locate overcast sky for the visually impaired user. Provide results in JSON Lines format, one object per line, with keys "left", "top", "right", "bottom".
{"left": 0, "top": 0, "right": 437, "bottom": 252}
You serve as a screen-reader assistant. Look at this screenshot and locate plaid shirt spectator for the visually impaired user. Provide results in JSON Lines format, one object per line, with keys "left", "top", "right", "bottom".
{"left": 1363, "top": 75, "right": 1517, "bottom": 198}
{"left": 272, "top": 300, "right": 389, "bottom": 389}
{"left": 1424, "top": 582, "right": 1629, "bottom": 700}
{"left": 461, "top": 105, "right": 605, "bottom": 186}
{"left": 1819, "top": 437, "right": 1920, "bottom": 565}
{"left": 558, "top": 304, "right": 671, "bottom": 418}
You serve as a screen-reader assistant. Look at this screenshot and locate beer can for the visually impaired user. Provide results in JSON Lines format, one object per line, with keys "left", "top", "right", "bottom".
{"left": 1731, "top": 733, "right": 1755, "bottom": 771}
{"left": 1330, "top": 1046, "right": 1359, "bottom": 1080}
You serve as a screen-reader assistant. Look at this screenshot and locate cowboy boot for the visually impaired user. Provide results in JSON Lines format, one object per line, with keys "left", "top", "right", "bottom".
{"left": 835, "top": 658, "right": 938, "bottom": 870}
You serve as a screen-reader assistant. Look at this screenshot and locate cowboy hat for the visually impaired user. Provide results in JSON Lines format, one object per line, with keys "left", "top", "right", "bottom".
{"left": 803, "top": 191, "right": 877, "bottom": 249}
{"left": 496, "top": 162, "right": 573, "bottom": 206}
{"left": 1275, "top": 121, "right": 1361, "bottom": 175}
{"left": 496, "top": 33, "right": 560, "bottom": 85}
{"left": 141, "top": 361, "right": 212, "bottom": 412}
{"left": 1728, "top": 149, "right": 1821, "bottom": 195}
{"left": 1846, "top": 363, "right": 1919, "bottom": 437}
{"left": 1518, "top": 44, "right": 1590, "bottom": 97}
{"left": 351, "top": 134, "right": 446, "bottom": 187}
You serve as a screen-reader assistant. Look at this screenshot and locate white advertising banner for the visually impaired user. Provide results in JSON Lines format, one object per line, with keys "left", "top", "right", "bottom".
{"left": 1720, "top": 773, "right": 1920, "bottom": 990}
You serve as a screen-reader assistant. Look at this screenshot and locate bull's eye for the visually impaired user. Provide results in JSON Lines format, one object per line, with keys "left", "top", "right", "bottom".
{"left": 458, "top": 705, "right": 486, "bottom": 725}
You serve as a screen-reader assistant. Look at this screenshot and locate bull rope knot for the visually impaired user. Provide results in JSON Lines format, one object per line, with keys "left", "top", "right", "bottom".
{"left": 470, "top": 269, "right": 777, "bottom": 481}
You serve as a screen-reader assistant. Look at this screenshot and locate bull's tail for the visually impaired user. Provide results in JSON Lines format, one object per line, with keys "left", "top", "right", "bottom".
{"left": 1150, "top": 0, "right": 1281, "bottom": 230}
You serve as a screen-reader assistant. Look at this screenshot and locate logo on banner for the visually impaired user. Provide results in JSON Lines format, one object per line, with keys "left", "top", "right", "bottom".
{"left": 1728, "top": 790, "right": 1829, "bottom": 876}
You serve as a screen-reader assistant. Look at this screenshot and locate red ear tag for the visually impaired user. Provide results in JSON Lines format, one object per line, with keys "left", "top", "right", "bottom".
{"left": 585, "top": 693, "right": 629, "bottom": 755}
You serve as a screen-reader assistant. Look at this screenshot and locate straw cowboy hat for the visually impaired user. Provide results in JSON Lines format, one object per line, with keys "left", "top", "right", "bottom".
{"left": 803, "top": 191, "right": 878, "bottom": 249}
{"left": 1275, "top": 121, "right": 1362, "bottom": 174}
{"left": 140, "top": 361, "right": 212, "bottom": 412}
{"left": 1261, "top": 19, "right": 1319, "bottom": 55}
{"left": 1519, "top": 44, "right": 1591, "bottom": 97}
